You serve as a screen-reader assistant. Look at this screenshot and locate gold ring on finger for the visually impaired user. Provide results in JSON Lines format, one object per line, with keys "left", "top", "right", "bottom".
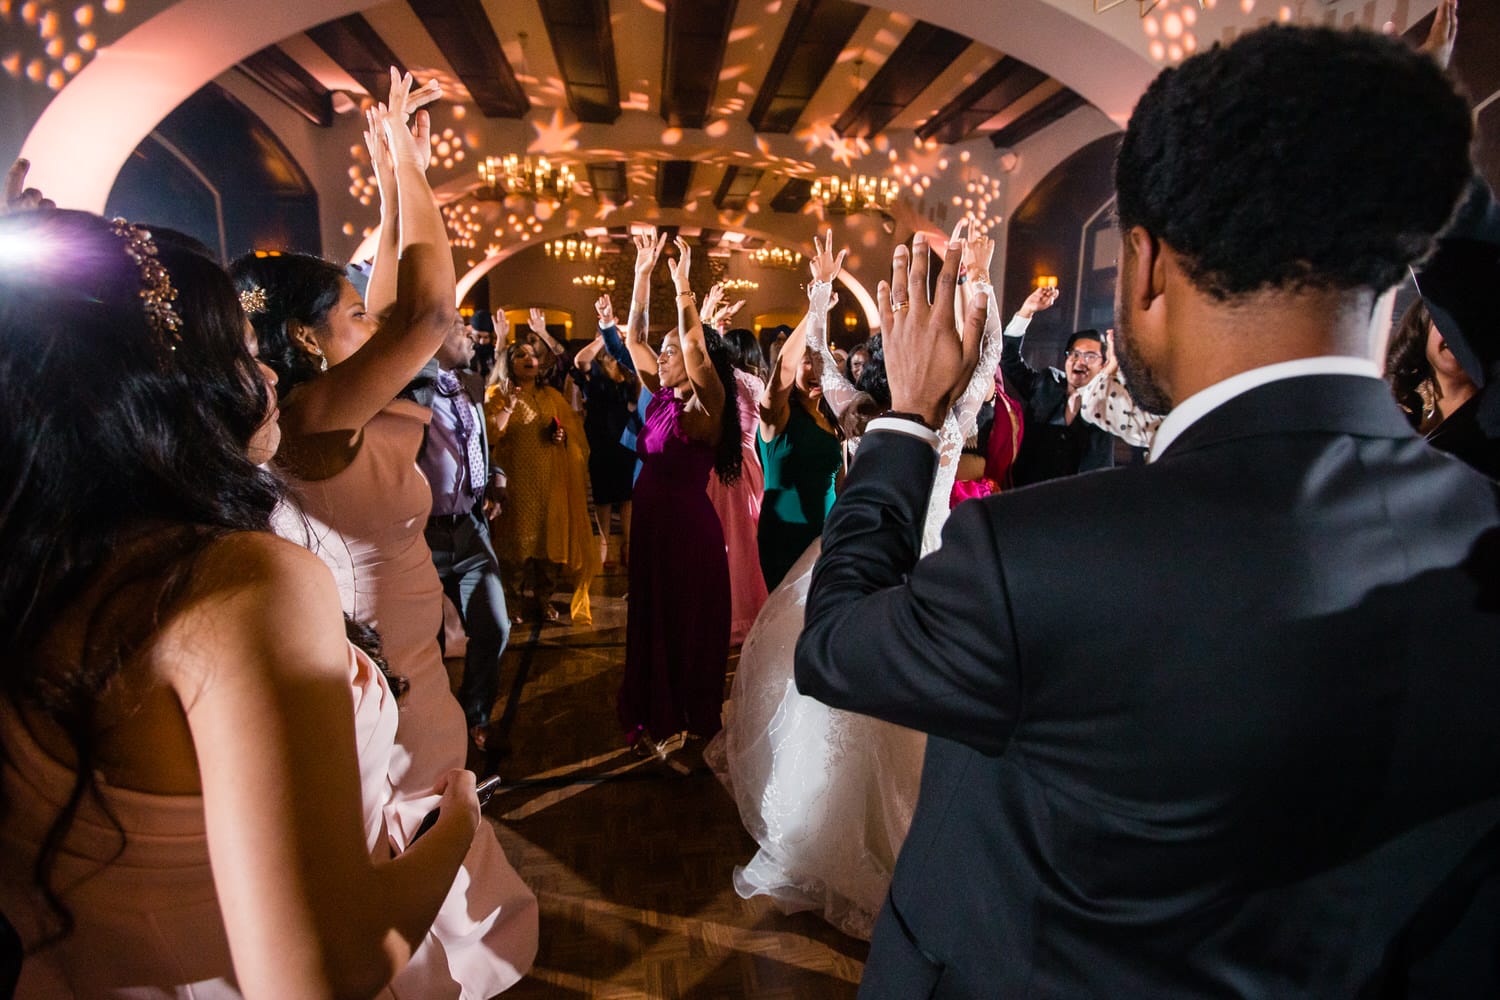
{"left": 892, "top": 301, "right": 910, "bottom": 313}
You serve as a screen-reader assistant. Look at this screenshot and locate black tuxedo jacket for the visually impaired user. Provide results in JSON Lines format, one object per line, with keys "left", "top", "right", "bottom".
{"left": 1001, "top": 333, "right": 1116, "bottom": 485}
{"left": 796, "top": 375, "right": 1500, "bottom": 998}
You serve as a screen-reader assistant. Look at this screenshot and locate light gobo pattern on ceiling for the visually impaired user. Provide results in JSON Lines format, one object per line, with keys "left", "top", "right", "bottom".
{"left": 2, "top": 0, "right": 127, "bottom": 91}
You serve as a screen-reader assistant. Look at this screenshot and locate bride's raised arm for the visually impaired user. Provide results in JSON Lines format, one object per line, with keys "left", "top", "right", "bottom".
{"left": 803, "top": 229, "right": 861, "bottom": 419}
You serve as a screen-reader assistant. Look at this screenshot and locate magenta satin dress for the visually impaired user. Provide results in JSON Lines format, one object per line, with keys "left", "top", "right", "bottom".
{"left": 620, "top": 392, "right": 732, "bottom": 740}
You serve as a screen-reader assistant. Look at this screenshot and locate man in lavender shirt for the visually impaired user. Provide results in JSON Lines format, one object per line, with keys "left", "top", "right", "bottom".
{"left": 409, "top": 318, "right": 513, "bottom": 755}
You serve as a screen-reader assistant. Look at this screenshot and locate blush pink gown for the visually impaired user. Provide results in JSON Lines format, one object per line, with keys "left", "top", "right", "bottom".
{"left": 705, "top": 369, "right": 769, "bottom": 644}
{"left": 0, "top": 645, "right": 399, "bottom": 998}
{"left": 284, "top": 398, "right": 537, "bottom": 998}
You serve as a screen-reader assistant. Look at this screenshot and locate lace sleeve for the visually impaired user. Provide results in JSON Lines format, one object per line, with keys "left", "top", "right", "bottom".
{"left": 805, "top": 280, "right": 861, "bottom": 419}
{"left": 947, "top": 280, "right": 1004, "bottom": 440}
{"left": 1078, "top": 370, "right": 1162, "bottom": 448}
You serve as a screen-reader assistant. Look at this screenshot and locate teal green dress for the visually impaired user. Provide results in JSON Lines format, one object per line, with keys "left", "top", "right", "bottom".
{"left": 757, "top": 401, "right": 841, "bottom": 589}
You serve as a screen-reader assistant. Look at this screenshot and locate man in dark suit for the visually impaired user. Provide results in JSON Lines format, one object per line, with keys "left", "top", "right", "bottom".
{"left": 796, "top": 25, "right": 1500, "bottom": 998}
{"left": 1002, "top": 318, "right": 1119, "bottom": 485}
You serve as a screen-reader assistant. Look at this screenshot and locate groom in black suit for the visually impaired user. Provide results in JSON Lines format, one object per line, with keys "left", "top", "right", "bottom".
{"left": 796, "top": 24, "right": 1500, "bottom": 998}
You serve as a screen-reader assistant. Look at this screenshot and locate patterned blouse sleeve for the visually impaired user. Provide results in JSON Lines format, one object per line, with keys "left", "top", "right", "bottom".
{"left": 1078, "top": 370, "right": 1163, "bottom": 448}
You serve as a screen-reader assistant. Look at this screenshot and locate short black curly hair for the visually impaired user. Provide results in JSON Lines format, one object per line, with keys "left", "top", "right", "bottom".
{"left": 1116, "top": 25, "right": 1473, "bottom": 300}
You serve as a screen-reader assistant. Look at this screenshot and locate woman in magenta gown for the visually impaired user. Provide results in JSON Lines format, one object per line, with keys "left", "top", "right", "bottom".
{"left": 617, "top": 229, "right": 742, "bottom": 750}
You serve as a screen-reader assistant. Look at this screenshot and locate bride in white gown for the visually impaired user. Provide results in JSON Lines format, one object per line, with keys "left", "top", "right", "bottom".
{"left": 707, "top": 229, "right": 1005, "bottom": 938}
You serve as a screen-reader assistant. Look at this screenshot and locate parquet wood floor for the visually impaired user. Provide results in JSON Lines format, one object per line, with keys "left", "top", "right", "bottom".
{"left": 457, "top": 560, "right": 869, "bottom": 999}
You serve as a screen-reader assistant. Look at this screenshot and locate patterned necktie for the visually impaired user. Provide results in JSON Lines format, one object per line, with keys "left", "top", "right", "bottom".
{"left": 436, "top": 369, "right": 487, "bottom": 503}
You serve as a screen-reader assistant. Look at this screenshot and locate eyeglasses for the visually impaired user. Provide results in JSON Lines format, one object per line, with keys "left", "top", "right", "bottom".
{"left": 1065, "top": 350, "right": 1103, "bottom": 363}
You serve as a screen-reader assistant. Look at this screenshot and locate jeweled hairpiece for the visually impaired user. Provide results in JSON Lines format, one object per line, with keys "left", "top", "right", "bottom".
{"left": 108, "top": 217, "right": 182, "bottom": 353}
{"left": 239, "top": 286, "right": 268, "bottom": 316}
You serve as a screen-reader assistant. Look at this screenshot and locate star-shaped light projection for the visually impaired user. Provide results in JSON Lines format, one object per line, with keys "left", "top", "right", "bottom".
{"left": 798, "top": 120, "right": 871, "bottom": 168}
{"left": 529, "top": 109, "right": 583, "bottom": 154}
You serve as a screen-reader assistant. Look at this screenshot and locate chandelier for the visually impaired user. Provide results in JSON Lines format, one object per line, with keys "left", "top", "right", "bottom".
{"left": 811, "top": 173, "right": 898, "bottom": 215}
{"left": 544, "top": 237, "right": 600, "bottom": 263}
{"left": 721, "top": 277, "right": 758, "bottom": 292}
{"left": 573, "top": 274, "right": 616, "bottom": 291}
{"left": 477, "top": 154, "right": 576, "bottom": 204}
{"left": 750, "top": 247, "right": 804, "bottom": 270}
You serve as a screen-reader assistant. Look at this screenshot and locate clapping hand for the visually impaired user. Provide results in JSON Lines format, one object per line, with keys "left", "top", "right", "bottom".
{"left": 881, "top": 220, "right": 987, "bottom": 429}
{"left": 377, "top": 68, "right": 441, "bottom": 172}
{"left": 3, "top": 159, "right": 54, "bottom": 214}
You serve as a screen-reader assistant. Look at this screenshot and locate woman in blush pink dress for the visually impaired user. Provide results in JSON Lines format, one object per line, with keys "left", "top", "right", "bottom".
{"left": 234, "top": 74, "right": 536, "bottom": 997}
{"left": 703, "top": 306, "right": 769, "bottom": 645}
{"left": 0, "top": 202, "right": 480, "bottom": 998}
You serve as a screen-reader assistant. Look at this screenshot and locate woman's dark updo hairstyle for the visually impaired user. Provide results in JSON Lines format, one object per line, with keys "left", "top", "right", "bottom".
{"left": 723, "top": 327, "right": 765, "bottom": 381}
{"left": 703, "top": 329, "right": 744, "bottom": 487}
{"left": 0, "top": 210, "right": 280, "bottom": 941}
{"left": 229, "top": 251, "right": 347, "bottom": 395}
{"left": 1385, "top": 297, "right": 1435, "bottom": 429}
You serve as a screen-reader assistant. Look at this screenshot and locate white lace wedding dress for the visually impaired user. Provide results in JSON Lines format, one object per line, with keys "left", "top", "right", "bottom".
{"left": 706, "top": 277, "right": 1003, "bottom": 939}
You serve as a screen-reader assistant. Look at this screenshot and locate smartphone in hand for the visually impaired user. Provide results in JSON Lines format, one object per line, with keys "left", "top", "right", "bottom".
{"left": 410, "top": 774, "right": 503, "bottom": 844}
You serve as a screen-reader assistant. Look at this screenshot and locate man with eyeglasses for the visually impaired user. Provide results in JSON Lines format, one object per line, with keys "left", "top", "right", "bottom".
{"left": 1000, "top": 299, "right": 1120, "bottom": 486}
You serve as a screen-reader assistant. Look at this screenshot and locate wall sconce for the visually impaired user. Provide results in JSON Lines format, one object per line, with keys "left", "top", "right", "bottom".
{"left": 843, "top": 312, "right": 859, "bottom": 331}
{"left": 1034, "top": 275, "right": 1058, "bottom": 289}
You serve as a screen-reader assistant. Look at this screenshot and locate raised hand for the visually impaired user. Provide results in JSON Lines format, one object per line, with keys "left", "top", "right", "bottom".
{"left": 1099, "top": 330, "right": 1120, "bottom": 383}
{"left": 962, "top": 233, "right": 996, "bottom": 282}
{"left": 633, "top": 227, "right": 668, "bottom": 276}
{"left": 492, "top": 310, "right": 511, "bottom": 344}
{"left": 665, "top": 236, "right": 693, "bottom": 293}
{"left": 3, "top": 159, "right": 54, "bottom": 214}
{"left": 1018, "top": 284, "right": 1060, "bottom": 319}
{"left": 809, "top": 227, "right": 848, "bottom": 285}
{"left": 883, "top": 221, "right": 985, "bottom": 429}
{"left": 380, "top": 68, "right": 442, "bottom": 171}
{"left": 363, "top": 107, "right": 398, "bottom": 202}
{"left": 595, "top": 294, "right": 616, "bottom": 328}
{"left": 1419, "top": 0, "right": 1457, "bottom": 69}
{"left": 701, "top": 282, "right": 726, "bottom": 326}
{"left": 719, "top": 299, "right": 746, "bottom": 329}
{"left": 527, "top": 307, "right": 548, "bottom": 337}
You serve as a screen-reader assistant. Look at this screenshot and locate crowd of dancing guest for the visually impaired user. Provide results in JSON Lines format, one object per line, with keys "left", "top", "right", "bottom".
{"left": 7, "top": 8, "right": 1500, "bottom": 998}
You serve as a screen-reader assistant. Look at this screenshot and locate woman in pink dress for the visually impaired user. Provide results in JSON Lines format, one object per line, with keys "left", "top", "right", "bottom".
{"left": 617, "top": 230, "right": 743, "bottom": 752}
{"left": 0, "top": 203, "right": 479, "bottom": 997}
{"left": 234, "top": 75, "right": 536, "bottom": 996}
{"left": 703, "top": 310, "right": 769, "bottom": 644}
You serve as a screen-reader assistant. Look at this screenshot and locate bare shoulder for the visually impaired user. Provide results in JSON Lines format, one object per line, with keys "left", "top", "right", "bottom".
{"left": 152, "top": 531, "right": 350, "bottom": 697}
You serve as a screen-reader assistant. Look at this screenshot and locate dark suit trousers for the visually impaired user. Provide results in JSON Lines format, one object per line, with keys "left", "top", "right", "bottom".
{"left": 425, "top": 510, "right": 511, "bottom": 728}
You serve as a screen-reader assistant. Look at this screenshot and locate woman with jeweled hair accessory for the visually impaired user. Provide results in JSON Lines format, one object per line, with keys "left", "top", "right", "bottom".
{"left": 0, "top": 196, "right": 489, "bottom": 997}
{"left": 231, "top": 70, "right": 537, "bottom": 995}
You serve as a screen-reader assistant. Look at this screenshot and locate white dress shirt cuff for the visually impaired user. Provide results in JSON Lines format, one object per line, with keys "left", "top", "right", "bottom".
{"left": 866, "top": 417, "right": 941, "bottom": 450}
{"left": 1003, "top": 314, "right": 1031, "bottom": 338}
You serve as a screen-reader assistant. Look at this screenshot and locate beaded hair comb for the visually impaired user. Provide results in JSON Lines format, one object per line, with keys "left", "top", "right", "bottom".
{"left": 239, "top": 285, "right": 268, "bottom": 316}
{"left": 108, "top": 217, "right": 183, "bottom": 355}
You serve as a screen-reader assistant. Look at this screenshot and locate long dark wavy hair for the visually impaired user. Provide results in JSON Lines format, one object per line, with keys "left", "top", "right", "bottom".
{"left": 701, "top": 329, "right": 743, "bottom": 486}
{"left": 0, "top": 211, "right": 280, "bottom": 944}
{"left": 229, "top": 251, "right": 348, "bottom": 395}
{"left": 1385, "top": 297, "right": 1436, "bottom": 429}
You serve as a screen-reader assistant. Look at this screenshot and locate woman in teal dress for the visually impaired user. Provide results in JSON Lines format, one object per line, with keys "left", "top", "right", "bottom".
{"left": 756, "top": 300, "right": 842, "bottom": 590}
